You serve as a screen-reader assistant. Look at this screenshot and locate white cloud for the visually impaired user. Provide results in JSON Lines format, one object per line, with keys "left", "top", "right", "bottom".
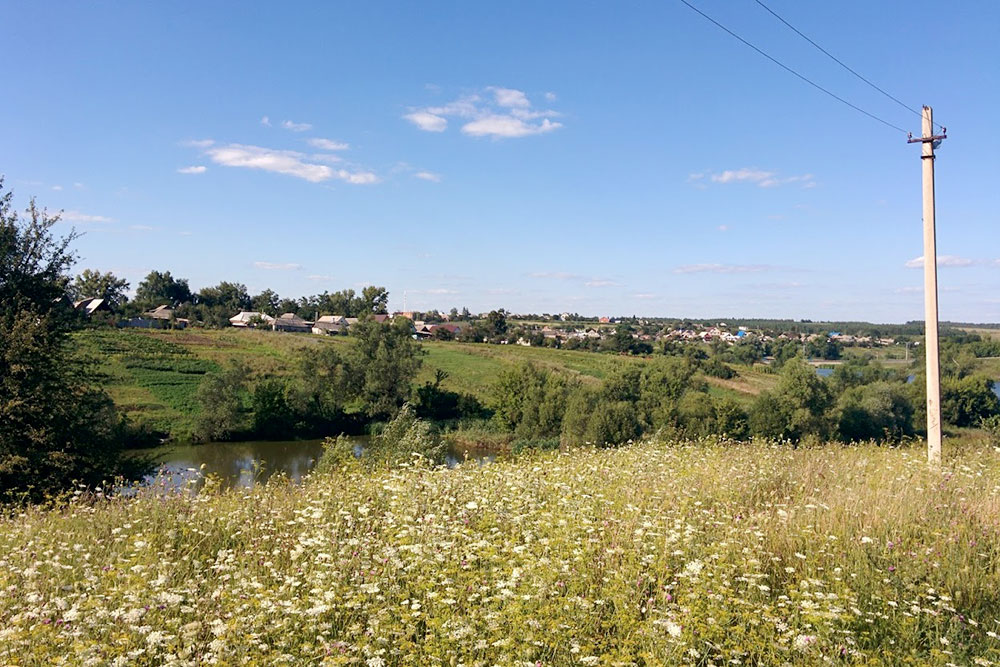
{"left": 895, "top": 286, "right": 922, "bottom": 294}
{"left": 462, "top": 116, "right": 561, "bottom": 138}
{"left": 281, "top": 120, "right": 312, "bottom": 132}
{"left": 673, "top": 263, "right": 771, "bottom": 274}
{"left": 423, "top": 288, "right": 459, "bottom": 295}
{"left": 254, "top": 261, "right": 302, "bottom": 271}
{"left": 585, "top": 279, "right": 621, "bottom": 288}
{"left": 51, "top": 185, "right": 63, "bottom": 191}
{"left": 177, "top": 165, "right": 207, "bottom": 174}
{"left": 181, "top": 139, "right": 214, "bottom": 148}
{"left": 130, "top": 224, "right": 154, "bottom": 231}
{"left": 203, "top": 143, "right": 376, "bottom": 184}
{"left": 544, "top": 91, "right": 557, "bottom": 102}
{"left": 489, "top": 86, "right": 531, "bottom": 108}
{"left": 403, "top": 111, "right": 448, "bottom": 132}
{"left": 633, "top": 293, "right": 657, "bottom": 299}
{"left": 308, "top": 274, "right": 334, "bottom": 281}
{"left": 61, "top": 210, "right": 114, "bottom": 223}
{"left": 718, "top": 225, "right": 729, "bottom": 232}
{"left": 904, "top": 255, "right": 975, "bottom": 268}
{"left": 405, "top": 87, "right": 562, "bottom": 139}
{"left": 414, "top": 171, "right": 441, "bottom": 182}
{"left": 337, "top": 169, "right": 378, "bottom": 185}
{"left": 260, "top": 116, "right": 271, "bottom": 127}
{"left": 697, "top": 168, "right": 815, "bottom": 188}
{"left": 529, "top": 271, "right": 581, "bottom": 280}
{"left": 73, "top": 182, "right": 85, "bottom": 190}
{"left": 308, "top": 138, "right": 349, "bottom": 151}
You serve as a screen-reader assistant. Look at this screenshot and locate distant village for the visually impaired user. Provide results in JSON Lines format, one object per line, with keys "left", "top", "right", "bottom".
{"left": 70, "top": 296, "right": 900, "bottom": 350}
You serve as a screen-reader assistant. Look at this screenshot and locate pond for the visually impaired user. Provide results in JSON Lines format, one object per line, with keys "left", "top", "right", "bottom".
{"left": 132, "top": 437, "right": 499, "bottom": 492}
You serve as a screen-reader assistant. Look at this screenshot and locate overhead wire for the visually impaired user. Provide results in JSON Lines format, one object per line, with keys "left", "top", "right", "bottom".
{"left": 676, "top": 0, "right": 910, "bottom": 134}
{"left": 752, "top": 0, "right": 944, "bottom": 131}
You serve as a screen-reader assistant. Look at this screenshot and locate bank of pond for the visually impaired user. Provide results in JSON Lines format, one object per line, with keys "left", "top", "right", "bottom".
{"left": 133, "top": 436, "right": 501, "bottom": 491}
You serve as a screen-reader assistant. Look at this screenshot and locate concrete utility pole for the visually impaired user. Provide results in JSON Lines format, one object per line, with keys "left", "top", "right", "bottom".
{"left": 908, "top": 106, "right": 946, "bottom": 465}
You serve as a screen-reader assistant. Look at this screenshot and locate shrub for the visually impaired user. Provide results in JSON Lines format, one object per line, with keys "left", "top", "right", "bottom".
{"left": 367, "top": 404, "right": 444, "bottom": 465}
{"left": 194, "top": 362, "right": 251, "bottom": 441}
{"left": 491, "top": 363, "right": 572, "bottom": 440}
{"left": 837, "top": 382, "right": 915, "bottom": 442}
{"left": 941, "top": 375, "right": 1000, "bottom": 427}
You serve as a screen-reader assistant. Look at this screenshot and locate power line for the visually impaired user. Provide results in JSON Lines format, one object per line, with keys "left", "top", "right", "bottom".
{"left": 676, "top": 0, "right": 909, "bottom": 134}
{"left": 752, "top": 0, "right": 944, "bottom": 131}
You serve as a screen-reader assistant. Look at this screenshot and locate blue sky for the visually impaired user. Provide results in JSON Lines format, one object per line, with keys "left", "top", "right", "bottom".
{"left": 4, "top": 1, "right": 998, "bottom": 322}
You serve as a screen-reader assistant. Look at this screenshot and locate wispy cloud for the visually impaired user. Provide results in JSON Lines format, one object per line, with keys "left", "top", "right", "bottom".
{"left": 632, "top": 293, "right": 657, "bottom": 299}
{"left": 717, "top": 224, "right": 729, "bottom": 232}
{"left": 129, "top": 224, "right": 154, "bottom": 231}
{"left": 51, "top": 185, "right": 63, "bottom": 191}
{"left": 308, "top": 274, "right": 334, "bottom": 281}
{"left": 414, "top": 171, "right": 441, "bottom": 182}
{"left": 307, "top": 138, "right": 349, "bottom": 151}
{"left": 260, "top": 116, "right": 271, "bottom": 127}
{"left": 691, "top": 168, "right": 815, "bottom": 189}
{"left": 529, "top": 271, "right": 581, "bottom": 280}
{"left": 673, "top": 263, "right": 771, "bottom": 274}
{"left": 181, "top": 139, "right": 214, "bottom": 148}
{"left": 177, "top": 165, "right": 206, "bottom": 174}
{"left": 904, "top": 255, "right": 975, "bottom": 268}
{"left": 584, "top": 279, "right": 621, "bottom": 288}
{"left": 404, "top": 87, "right": 563, "bottom": 139}
{"left": 254, "top": 261, "right": 302, "bottom": 271}
{"left": 202, "top": 143, "right": 376, "bottom": 184}
{"left": 61, "top": 210, "right": 114, "bottom": 223}
{"left": 281, "top": 120, "right": 312, "bottom": 132}
{"left": 403, "top": 111, "right": 449, "bottom": 132}
{"left": 463, "top": 116, "right": 561, "bottom": 138}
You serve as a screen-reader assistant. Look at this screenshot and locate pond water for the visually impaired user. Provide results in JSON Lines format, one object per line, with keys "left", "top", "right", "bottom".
{"left": 132, "top": 437, "right": 498, "bottom": 492}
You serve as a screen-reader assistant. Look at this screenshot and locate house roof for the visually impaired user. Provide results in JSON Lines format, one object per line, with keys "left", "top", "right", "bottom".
{"left": 230, "top": 311, "right": 275, "bottom": 324}
{"left": 275, "top": 312, "right": 312, "bottom": 326}
{"left": 145, "top": 305, "right": 174, "bottom": 319}
{"left": 316, "top": 315, "right": 348, "bottom": 324}
{"left": 73, "top": 297, "right": 107, "bottom": 315}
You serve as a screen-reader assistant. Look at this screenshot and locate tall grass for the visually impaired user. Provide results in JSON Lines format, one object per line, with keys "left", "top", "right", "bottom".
{"left": 2, "top": 440, "right": 999, "bottom": 664}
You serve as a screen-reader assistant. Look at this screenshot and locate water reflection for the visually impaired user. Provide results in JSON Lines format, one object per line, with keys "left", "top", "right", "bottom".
{"left": 133, "top": 438, "right": 498, "bottom": 492}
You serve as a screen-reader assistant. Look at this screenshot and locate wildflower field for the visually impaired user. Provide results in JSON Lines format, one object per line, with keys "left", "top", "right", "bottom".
{"left": 2, "top": 440, "right": 1000, "bottom": 665}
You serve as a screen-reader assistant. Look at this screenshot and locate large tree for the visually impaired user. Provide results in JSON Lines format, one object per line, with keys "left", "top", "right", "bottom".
{"left": 350, "top": 317, "right": 423, "bottom": 417}
{"left": 135, "top": 270, "right": 192, "bottom": 307}
{"left": 0, "top": 180, "right": 143, "bottom": 502}
{"left": 69, "top": 268, "right": 130, "bottom": 310}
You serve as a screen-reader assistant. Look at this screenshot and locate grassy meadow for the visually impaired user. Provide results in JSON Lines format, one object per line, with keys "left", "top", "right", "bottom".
{"left": 2, "top": 439, "right": 1000, "bottom": 664}
{"left": 72, "top": 329, "right": 753, "bottom": 441}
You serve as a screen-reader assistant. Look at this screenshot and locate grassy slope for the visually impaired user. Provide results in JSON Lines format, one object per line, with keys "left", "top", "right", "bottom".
{"left": 3, "top": 440, "right": 999, "bottom": 664}
{"left": 74, "top": 329, "right": 669, "bottom": 439}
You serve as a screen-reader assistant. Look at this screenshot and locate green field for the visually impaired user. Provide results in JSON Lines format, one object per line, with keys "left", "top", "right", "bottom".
{"left": 80, "top": 327, "right": 1000, "bottom": 444}
{"left": 73, "top": 329, "right": 683, "bottom": 440}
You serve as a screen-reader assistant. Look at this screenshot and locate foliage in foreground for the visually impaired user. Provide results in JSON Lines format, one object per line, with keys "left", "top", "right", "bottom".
{"left": 0, "top": 179, "right": 145, "bottom": 502}
{"left": 2, "top": 440, "right": 1000, "bottom": 665}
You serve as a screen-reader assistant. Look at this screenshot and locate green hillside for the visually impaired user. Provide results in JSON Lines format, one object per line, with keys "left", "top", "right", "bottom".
{"left": 75, "top": 328, "right": 722, "bottom": 440}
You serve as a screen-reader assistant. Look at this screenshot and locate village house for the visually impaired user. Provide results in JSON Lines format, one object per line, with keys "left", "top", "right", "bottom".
{"left": 73, "top": 297, "right": 110, "bottom": 318}
{"left": 119, "top": 304, "right": 188, "bottom": 330}
{"left": 229, "top": 311, "right": 276, "bottom": 328}
{"left": 272, "top": 312, "right": 313, "bottom": 333}
{"left": 312, "top": 314, "right": 348, "bottom": 335}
